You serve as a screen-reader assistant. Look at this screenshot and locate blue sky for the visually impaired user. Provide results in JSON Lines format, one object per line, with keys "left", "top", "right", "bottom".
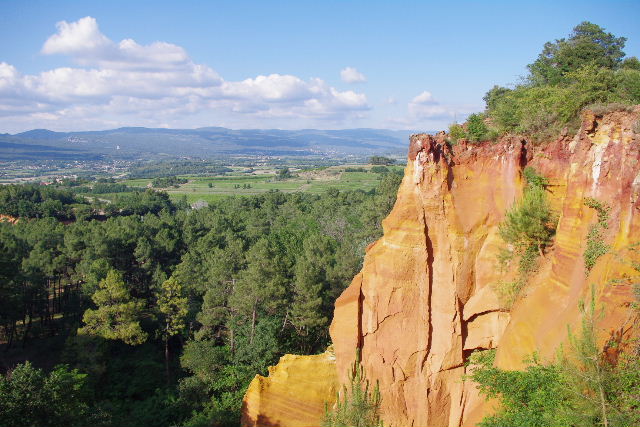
{"left": 0, "top": 0, "right": 638, "bottom": 133}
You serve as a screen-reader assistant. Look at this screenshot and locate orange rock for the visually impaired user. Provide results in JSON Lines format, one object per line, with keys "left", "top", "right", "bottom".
{"left": 241, "top": 107, "right": 640, "bottom": 427}
{"left": 240, "top": 350, "right": 339, "bottom": 427}
{"left": 329, "top": 107, "right": 640, "bottom": 427}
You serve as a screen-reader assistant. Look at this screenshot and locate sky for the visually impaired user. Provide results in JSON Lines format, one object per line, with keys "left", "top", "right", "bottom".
{"left": 0, "top": 0, "right": 638, "bottom": 133}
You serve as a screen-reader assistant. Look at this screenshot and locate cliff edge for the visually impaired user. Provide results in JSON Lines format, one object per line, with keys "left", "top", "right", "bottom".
{"left": 241, "top": 107, "right": 640, "bottom": 427}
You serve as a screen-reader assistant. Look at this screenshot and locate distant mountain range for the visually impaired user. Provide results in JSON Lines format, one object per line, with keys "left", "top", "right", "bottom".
{"left": 0, "top": 127, "right": 426, "bottom": 161}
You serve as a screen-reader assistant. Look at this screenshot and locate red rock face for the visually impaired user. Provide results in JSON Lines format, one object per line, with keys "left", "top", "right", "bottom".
{"left": 240, "top": 108, "right": 640, "bottom": 427}
{"left": 331, "top": 108, "right": 640, "bottom": 427}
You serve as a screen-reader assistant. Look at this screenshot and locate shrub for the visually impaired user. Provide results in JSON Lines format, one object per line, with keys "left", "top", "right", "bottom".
{"left": 448, "top": 123, "right": 467, "bottom": 143}
{"left": 585, "top": 102, "right": 635, "bottom": 116}
{"left": 496, "top": 168, "right": 555, "bottom": 306}
{"left": 370, "top": 166, "right": 390, "bottom": 174}
{"left": 466, "top": 113, "right": 489, "bottom": 142}
{"left": 467, "top": 350, "right": 567, "bottom": 427}
{"left": 583, "top": 198, "right": 610, "bottom": 272}
{"left": 482, "top": 23, "right": 640, "bottom": 141}
{"left": 323, "top": 351, "right": 383, "bottom": 427}
{"left": 499, "top": 186, "right": 554, "bottom": 254}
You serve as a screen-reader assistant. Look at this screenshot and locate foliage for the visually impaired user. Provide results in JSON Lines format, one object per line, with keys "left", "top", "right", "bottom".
{"left": 78, "top": 269, "right": 148, "bottom": 345}
{"left": 468, "top": 350, "right": 568, "bottom": 427}
{"left": 0, "top": 174, "right": 403, "bottom": 426}
{"left": 483, "top": 22, "right": 639, "bottom": 141}
{"left": 0, "top": 184, "right": 82, "bottom": 219}
{"left": 370, "top": 166, "right": 390, "bottom": 174}
{"left": 276, "top": 167, "right": 293, "bottom": 180}
{"left": 558, "top": 288, "right": 612, "bottom": 426}
{"left": 499, "top": 184, "right": 554, "bottom": 253}
{"left": 369, "top": 156, "right": 396, "bottom": 165}
{"left": 323, "top": 351, "right": 383, "bottom": 427}
{"left": 152, "top": 175, "right": 188, "bottom": 188}
{"left": 583, "top": 198, "right": 610, "bottom": 272}
{"left": 496, "top": 167, "right": 555, "bottom": 306}
{"left": 528, "top": 21, "right": 627, "bottom": 86}
{"left": 128, "top": 160, "right": 232, "bottom": 178}
{"left": 157, "top": 277, "right": 188, "bottom": 338}
{"left": 466, "top": 113, "right": 490, "bottom": 142}
{"left": 448, "top": 123, "right": 466, "bottom": 143}
{"left": 0, "top": 362, "right": 96, "bottom": 427}
{"left": 470, "top": 290, "right": 640, "bottom": 427}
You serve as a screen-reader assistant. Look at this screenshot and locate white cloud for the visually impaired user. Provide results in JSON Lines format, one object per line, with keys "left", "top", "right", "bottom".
{"left": 0, "top": 17, "right": 370, "bottom": 131}
{"left": 408, "top": 91, "right": 450, "bottom": 120}
{"left": 340, "top": 67, "right": 366, "bottom": 83}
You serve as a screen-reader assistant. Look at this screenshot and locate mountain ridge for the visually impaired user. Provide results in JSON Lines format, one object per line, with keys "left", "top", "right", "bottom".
{"left": 3, "top": 127, "right": 427, "bottom": 160}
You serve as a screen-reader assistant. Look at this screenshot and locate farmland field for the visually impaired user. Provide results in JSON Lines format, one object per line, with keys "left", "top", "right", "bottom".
{"left": 114, "top": 165, "right": 405, "bottom": 204}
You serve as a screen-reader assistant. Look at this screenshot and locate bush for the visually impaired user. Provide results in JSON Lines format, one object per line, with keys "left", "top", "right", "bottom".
{"left": 323, "top": 351, "right": 383, "bottom": 427}
{"left": 483, "top": 23, "right": 640, "bottom": 141}
{"left": 448, "top": 123, "right": 466, "bottom": 144}
{"left": 369, "top": 156, "right": 395, "bottom": 166}
{"left": 496, "top": 168, "right": 555, "bottom": 306}
{"left": 370, "top": 166, "right": 390, "bottom": 174}
{"left": 470, "top": 290, "right": 640, "bottom": 427}
{"left": 466, "top": 113, "right": 489, "bottom": 142}
{"left": 0, "top": 362, "right": 95, "bottom": 427}
{"left": 583, "top": 198, "right": 610, "bottom": 272}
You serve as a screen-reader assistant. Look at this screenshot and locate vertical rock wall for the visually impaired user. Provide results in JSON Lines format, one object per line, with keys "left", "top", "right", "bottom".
{"left": 331, "top": 108, "right": 640, "bottom": 427}
{"left": 241, "top": 108, "right": 640, "bottom": 427}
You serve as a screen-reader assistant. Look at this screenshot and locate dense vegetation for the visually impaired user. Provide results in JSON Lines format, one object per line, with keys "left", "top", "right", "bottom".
{"left": 469, "top": 286, "right": 640, "bottom": 427}
{"left": 152, "top": 176, "right": 188, "bottom": 188}
{"left": 496, "top": 167, "right": 556, "bottom": 306}
{"left": 0, "top": 173, "right": 401, "bottom": 426}
{"left": 323, "top": 351, "right": 383, "bottom": 427}
{"left": 451, "top": 22, "right": 640, "bottom": 143}
{"left": 0, "top": 184, "right": 83, "bottom": 220}
{"left": 129, "top": 161, "right": 234, "bottom": 179}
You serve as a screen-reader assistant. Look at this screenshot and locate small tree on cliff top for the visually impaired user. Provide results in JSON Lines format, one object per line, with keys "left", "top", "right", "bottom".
{"left": 323, "top": 350, "right": 383, "bottom": 427}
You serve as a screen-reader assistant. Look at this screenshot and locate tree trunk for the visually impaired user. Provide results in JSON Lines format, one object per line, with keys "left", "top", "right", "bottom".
{"left": 250, "top": 301, "right": 257, "bottom": 346}
{"left": 22, "top": 311, "right": 32, "bottom": 348}
{"left": 165, "top": 324, "right": 170, "bottom": 385}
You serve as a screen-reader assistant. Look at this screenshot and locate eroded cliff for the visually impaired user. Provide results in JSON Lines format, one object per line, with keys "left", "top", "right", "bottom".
{"left": 241, "top": 108, "right": 640, "bottom": 427}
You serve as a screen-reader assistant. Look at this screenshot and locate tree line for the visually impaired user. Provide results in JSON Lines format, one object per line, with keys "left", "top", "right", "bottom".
{"left": 0, "top": 171, "right": 402, "bottom": 426}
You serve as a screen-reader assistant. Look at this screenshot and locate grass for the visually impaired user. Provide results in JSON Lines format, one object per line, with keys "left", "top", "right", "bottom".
{"left": 105, "top": 165, "right": 405, "bottom": 204}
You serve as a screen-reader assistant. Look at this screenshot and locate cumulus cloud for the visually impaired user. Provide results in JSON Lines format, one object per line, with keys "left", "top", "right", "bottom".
{"left": 0, "top": 17, "right": 369, "bottom": 131}
{"left": 408, "top": 91, "right": 450, "bottom": 120}
{"left": 340, "top": 67, "right": 366, "bottom": 83}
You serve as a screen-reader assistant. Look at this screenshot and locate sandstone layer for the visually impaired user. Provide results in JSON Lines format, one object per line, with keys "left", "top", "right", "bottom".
{"left": 241, "top": 108, "right": 640, "bottom": 427}
{"left": 241, "top": 350, "right": 338, "bottom": 427}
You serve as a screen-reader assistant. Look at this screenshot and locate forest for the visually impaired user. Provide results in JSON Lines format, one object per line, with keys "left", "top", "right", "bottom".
{"left": 0, "top": 171, "right": 402, "bottom": 427}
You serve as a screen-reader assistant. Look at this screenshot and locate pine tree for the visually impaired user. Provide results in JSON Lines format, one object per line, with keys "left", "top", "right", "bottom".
{"left": 78, "top": 269, "right": 147, "bottom": 345}
{"left": 157, "top": 276, "right": 188, "bottom": 382}
{"left": 323, "top": 350, "right": 383, "bottom": 427}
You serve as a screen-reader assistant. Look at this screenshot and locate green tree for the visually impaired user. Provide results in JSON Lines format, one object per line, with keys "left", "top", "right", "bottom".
{"left": 323, "top": 351, "right": 383, "bottom": 427}
{"left": 369, "top": 156, "right": 396, "bottom": 166}
{"left": 466, "top": 113, "right": 489, "bottom": 142}
{"left": 158, "top": 277, "right": 188, "bottom": 382}
{"left": 448, "top": 122, "right": 467, "bottom": 143}
{"left": 499, "top": 168, "right": 554, "bottom": 256}
{"left": 0, "top": 362, "right": 94, "bottom": 427}
{"left": 78, "top": 269, "right": 148, "bottom": 345}
{"left": 468, "top": 350, "right": 569, "bottom": 427}
{"left": 528, "top": 21, "right": 627, "bottom": 86}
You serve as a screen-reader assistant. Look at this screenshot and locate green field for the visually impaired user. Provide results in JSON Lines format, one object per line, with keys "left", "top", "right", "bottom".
{"left": 118, "top": 165, "right": 405, "bottom": 204}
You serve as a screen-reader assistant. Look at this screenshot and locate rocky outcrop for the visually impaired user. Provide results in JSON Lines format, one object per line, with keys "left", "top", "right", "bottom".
{"left": 241, "top": 350, "right": 339, "bottom": 427}
{"left": 241, "top": 108, "right": 640, "bottom": 427}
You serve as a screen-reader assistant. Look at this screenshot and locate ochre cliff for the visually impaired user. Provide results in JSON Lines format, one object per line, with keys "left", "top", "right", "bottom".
{"left": 241, "top": 108, "right": 640, "bottom": 427}
{"left": 241, "top": 350, "right": 338, "bottom": 427}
